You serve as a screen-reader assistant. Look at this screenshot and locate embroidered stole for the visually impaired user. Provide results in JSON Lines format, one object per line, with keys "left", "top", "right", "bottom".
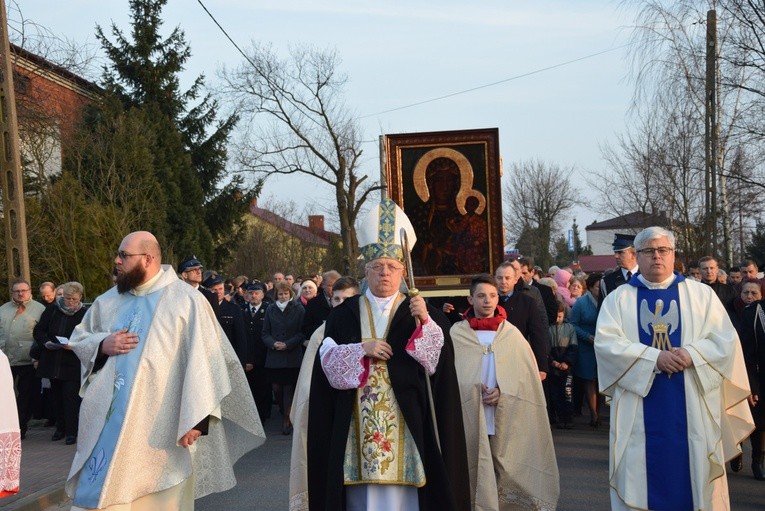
{"left": 343, "top": 295, "right": 426, "bottom": 487}
{"left": 636, "top": 283, "right": 692, "bottom": 511}
{"left": 73, "top": 291, "right": 162, "bottom": 508}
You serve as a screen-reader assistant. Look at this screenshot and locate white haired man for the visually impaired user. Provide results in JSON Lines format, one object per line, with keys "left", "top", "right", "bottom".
{"left": 595, "top": 226, "right": 753, "bottom": 510}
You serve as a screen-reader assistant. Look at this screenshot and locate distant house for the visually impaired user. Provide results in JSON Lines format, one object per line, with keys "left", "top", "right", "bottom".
{"left": 13, "top": 43, "right": 100, "bottom": 182}
{"left": 585, "top": 211, "right": 671, "bottom": 256}
{"left": 238, "top": 199, "right": 343, "bottom": 278}
{"left": 578, "top": 255, "right": 617, "bottom": 274}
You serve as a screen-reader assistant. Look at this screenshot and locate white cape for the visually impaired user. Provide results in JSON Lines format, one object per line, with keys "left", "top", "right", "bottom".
{"left": 66, "top": 266, "right": 265, "bottom": 508}
{"left": 451, "top": 320, "right": 559, "bottom": 511}
{"left": 596, "top": 278, "right": 753, "bottom": 510}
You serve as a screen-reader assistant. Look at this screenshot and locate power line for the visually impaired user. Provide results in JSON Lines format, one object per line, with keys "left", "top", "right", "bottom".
{"left": 195, "top": 0, "right": 257, "bottom": 69}
{"left": 358, "top": 43, "right": 632, "bottom": 119}
{"left": 195, "top": 0, "right": 631, "bottom": 130}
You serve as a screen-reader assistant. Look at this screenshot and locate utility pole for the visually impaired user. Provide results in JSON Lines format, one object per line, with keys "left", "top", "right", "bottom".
{"left": 0, "top": 0, "right": 31, "bottom": 284}
{"left": 704, "top": 9, "right": 718, "bottom": 257}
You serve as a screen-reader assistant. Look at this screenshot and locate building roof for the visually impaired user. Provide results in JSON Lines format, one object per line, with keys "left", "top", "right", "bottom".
{"left": 249, "top": 203, "right": 338, "bottom": 247}
{"left": 11, "top": 43, "right": 101, "bottom": 99}
{"left": 586, "top": 211, "right": 670, "bottom": 231}
{"left": 578, "top": 255, "right": 616, "bottom": 273}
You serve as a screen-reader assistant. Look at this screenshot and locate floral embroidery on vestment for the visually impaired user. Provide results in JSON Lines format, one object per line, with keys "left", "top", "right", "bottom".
{"left": 0, "top": 431, "right": 20, "bottom": 496}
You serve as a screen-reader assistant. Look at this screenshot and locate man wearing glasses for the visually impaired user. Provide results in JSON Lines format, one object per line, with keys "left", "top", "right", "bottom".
{"left": 0, "top": 279, "right": 45, "bottom": 439}
{"left": 306, "top": 199, "right": 470, "bottom": 511}
{"left": 595, "top": 226, "right": 753, "bottom": 511}
{"left": 177, "top": 256, "right": 218, "bottom": 313}
{"left": 65, "top": 231, "right": 264, "bottom": 511}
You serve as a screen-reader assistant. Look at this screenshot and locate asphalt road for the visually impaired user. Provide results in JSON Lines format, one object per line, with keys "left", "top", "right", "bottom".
{"left": 195, "top": 410, "right": 765, "bottom": 511}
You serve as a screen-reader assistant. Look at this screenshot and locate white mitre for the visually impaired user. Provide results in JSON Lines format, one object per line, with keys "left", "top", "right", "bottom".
{"left": 358, "top": 198, "right": 417, "bottom": 263}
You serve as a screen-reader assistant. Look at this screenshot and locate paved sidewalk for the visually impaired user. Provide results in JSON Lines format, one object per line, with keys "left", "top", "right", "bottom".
{"left": 0, "top": 421, "right": 74, "bottom": 511}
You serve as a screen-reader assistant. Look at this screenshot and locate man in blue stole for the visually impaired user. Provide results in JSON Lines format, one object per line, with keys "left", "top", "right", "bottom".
{"left": 596, "top": 226, "right": 753, "bottom": 511}
{"left": 66, "top": 231, "right": 265, "bottom": 511}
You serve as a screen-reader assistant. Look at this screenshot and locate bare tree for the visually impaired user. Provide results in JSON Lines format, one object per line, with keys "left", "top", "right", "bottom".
{"left": 219, "top": 44, "right": 382, "bottom": 274}
{"left": 503, "top": 160, "right": 578, "bottom": 270}
{"left": 610, "top": 0, "right": 765, "bottom": 264}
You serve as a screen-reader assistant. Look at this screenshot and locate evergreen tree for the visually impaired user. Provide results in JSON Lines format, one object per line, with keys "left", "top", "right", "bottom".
{"left": 551, "top": 220, "right": 592, "bottom": 268}
{"left": 745, "top": 221, "right": 765, "bottom": 266}
{"left": 95, "top": 0, "right": 251, "bottom": 264}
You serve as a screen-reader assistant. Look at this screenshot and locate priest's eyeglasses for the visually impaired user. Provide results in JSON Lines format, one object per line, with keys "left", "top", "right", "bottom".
{"left": 637, "top": 247, "right": 674, "bottom": 257}
{"left": 115, "top": 251, "right": 148, "bottom": 260}
{"left": 366, "top": 262, "right": 405, "bottom": 273}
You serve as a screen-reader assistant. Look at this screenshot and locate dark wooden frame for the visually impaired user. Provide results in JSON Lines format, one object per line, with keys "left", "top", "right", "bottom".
{"left": 384, "top": 128, "right": 502, "bottom": 292}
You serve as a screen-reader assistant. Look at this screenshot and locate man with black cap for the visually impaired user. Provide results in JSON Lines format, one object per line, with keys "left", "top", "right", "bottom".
{"left": 177, "top": 256, "right": 218, "bottom": 314}
{"left": 204, "top": 275, "right": 247, "bottom": 367}
{"left": 600, "top": 233, "right": 639, "bottom": 303}
{"left": 241, "top": 281, "right": 271, "bottom": 421}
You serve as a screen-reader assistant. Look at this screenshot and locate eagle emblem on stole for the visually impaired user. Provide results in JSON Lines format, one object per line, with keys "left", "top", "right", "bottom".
{"left": 639, "top": 299, "right": 679, "bottom": 350}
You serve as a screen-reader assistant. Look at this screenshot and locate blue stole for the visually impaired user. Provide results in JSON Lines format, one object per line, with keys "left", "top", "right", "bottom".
{"left": 73, "top": 291, "right": 162, "bottom": 508}
{"left": 633, "top": 273, "right": 692, "bottom": 511}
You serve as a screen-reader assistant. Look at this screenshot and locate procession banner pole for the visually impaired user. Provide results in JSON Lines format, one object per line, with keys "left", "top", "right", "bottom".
{"left": 400, "top": 228, "right": 441, "bottom": 453}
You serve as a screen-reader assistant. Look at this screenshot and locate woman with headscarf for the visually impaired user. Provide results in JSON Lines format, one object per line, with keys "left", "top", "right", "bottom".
{"left": 553, "top": 269, "right": 576, "bottom": 308}
{"left": 31, "top": 282, "right": 87, "bottom": 445}
{"left": 296, "top": 279, "right": 318, "bottom": 307}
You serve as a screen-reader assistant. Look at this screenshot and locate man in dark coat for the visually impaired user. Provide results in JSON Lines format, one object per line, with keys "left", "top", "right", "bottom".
{"left": 177, "top": 256, "right": 218, "bottom": 314}
{"left": 305, "top": 199, "right": 470, "bottom": 510}
{"left": 495, "top": 261, "right": 550, "bottom": 378}
{"left": 241, "top": 281, "right": 271, "bottom": 421}
{"left": 204, "top": 275, "right": 248, "bottom": 366}
{"left": 699, "top": 255, "right": 738, "bottom": 309}
{"left": 301, "top": 270, "right": 340, "bottom": 339}
{"left": 600, "top": 233, "right": 639, "bottom": 304}
{"left": 518, "top": 257, "right": 558, "bottom": 325}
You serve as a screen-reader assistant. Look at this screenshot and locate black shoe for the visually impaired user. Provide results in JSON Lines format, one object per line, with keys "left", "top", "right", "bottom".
{"left": 51, "top": 431, "right": 65, "bottom": 441}
{"left": 65, "top": 435, "right": 77, "bottom": 445}
{"left": 730, "top": 454, "right": 743, "bottom": 472}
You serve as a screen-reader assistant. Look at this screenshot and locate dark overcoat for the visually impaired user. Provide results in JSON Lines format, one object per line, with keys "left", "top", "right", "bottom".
{"left": 31, "top": 303, "right": 87, "bottom": 381}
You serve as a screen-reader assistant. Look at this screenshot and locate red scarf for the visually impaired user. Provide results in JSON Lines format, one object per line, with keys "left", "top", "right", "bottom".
{"left": 465, "top": 305, "right": 506, "bottom": 331}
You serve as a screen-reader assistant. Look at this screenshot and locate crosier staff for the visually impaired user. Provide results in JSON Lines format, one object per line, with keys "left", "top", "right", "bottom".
{"left": 401, "top": 227, "right": 441, "bottom": 453}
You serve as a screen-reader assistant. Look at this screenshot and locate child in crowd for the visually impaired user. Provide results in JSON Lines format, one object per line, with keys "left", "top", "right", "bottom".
{"left": 548, "top": 301, "right": 578, "bottom": 429}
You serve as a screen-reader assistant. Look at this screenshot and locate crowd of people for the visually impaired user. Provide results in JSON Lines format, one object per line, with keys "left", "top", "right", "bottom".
{"left": 0, "top": 216, "right": 763, "bottom": 510}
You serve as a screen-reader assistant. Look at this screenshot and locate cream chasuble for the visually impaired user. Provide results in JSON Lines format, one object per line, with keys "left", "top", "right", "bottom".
{"left": 451, "top": 320, "right": 559, "bottom": 511}
{"left": 596, "top": 276, "right": 753, "bottom": 511}
{"left": 66, "top": 266, "right": 265, "bottom": 510}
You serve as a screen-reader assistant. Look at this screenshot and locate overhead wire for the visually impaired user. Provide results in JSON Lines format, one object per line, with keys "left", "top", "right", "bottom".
{"left": 195, "top": 0, "right": 632, "bottom": 124}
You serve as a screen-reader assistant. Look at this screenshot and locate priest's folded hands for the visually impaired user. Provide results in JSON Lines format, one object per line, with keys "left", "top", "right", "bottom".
{"left": 656, "top": 347, "right": 693, "bottom": 374}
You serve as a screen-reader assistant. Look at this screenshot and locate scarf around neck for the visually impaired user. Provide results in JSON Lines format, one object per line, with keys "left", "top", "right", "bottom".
{"left": 465, "top": 305, "right": 507, "bottom": 331}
